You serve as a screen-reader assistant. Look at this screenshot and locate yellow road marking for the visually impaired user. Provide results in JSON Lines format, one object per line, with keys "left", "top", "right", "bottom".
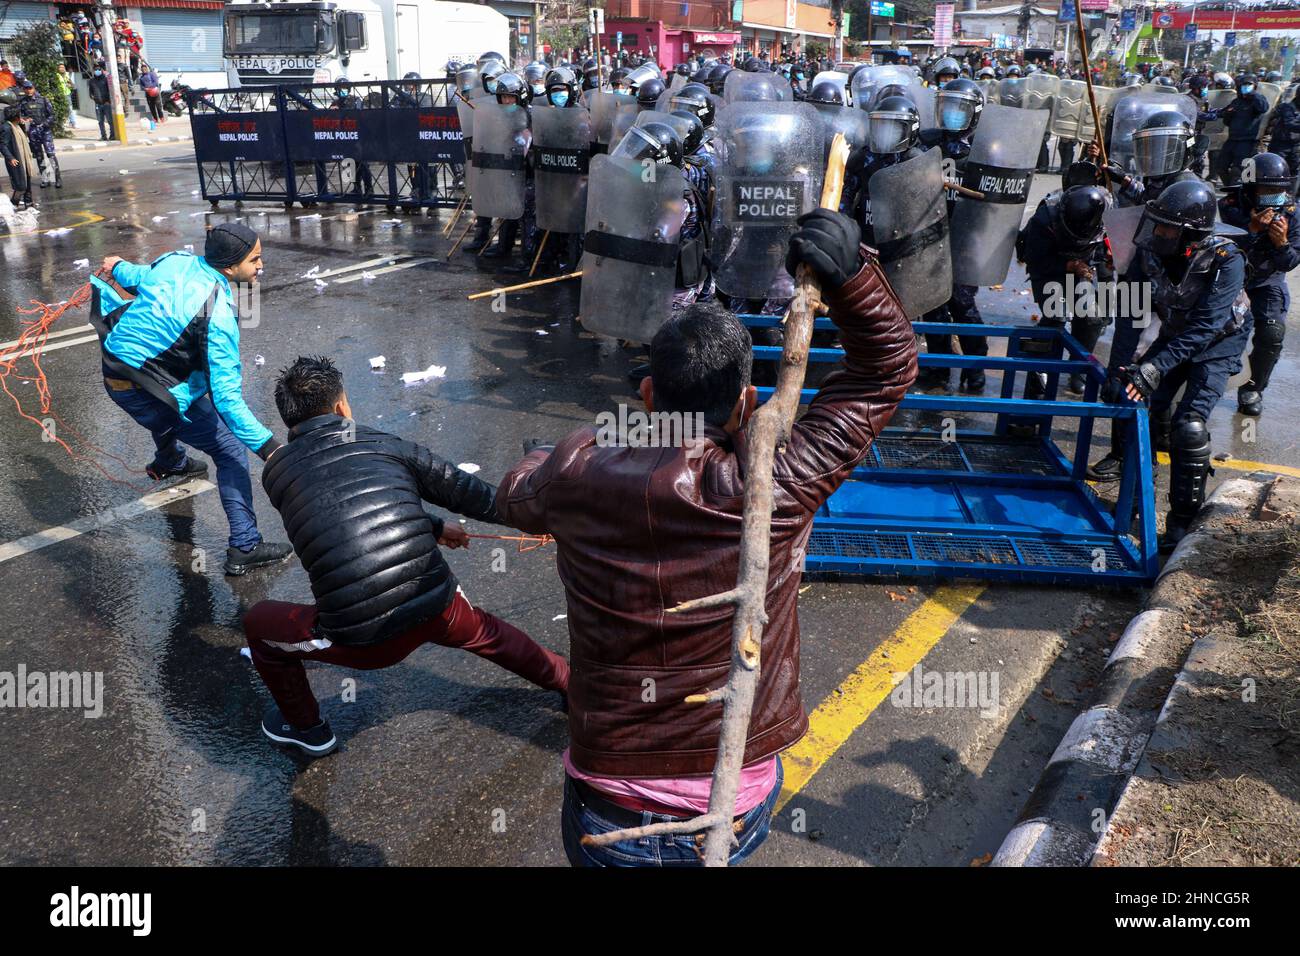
{"left": 777, "top": 582, "right": 986, "bottom": 812}
{"left": 3, "top": 210, "right": 106, "bottom": 238}
{"left": 1155, "top": 450, "right": 1300, "bottom": 481}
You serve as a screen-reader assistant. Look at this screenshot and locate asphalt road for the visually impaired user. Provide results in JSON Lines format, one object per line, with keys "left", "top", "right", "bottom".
{"left": 0, "top": 141, "right": 1295, "bottom": 865}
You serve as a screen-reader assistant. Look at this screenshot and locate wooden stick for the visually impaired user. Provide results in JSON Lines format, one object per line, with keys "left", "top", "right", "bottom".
{"left": 582, "top": 133, "right": 855, "bottom": 865}
{"left": 466, "top": 270, "right": 582, "bottom": 300}
{"left": 476, "top": 219, "right": 501, "bottom": 258}
{"left": 442, "top": 192, "right": 469, "bottom": 238}
{"left": 943, "top": 179, "right": 985, "bottom": 200}
{"left": 445, "top": 216, "right": 476, "bottom": 259}
{"left": 528, "top": 230, "right": 550, "bottom": 277}
{"left": 1074, "top": 2, "right": 1111, "bottom": 184}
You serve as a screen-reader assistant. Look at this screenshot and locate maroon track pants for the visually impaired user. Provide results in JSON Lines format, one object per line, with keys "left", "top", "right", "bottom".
{"left": 243, "top": 591, "right": 570, "bottom": 727}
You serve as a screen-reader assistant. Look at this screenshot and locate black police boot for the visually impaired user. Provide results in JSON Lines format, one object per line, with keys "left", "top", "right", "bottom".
{"left": 1237, "top": 383, "right": 1264, "bottom": 417}
{"left": 481, "top": 219, "right": 518, "bottom": 260}
{"left": 915, "top": 367, "right": 950, "bottom": 391}
{"left": 960, "top": 368, "right": 986, "bottom": 394}
{"left": 462, "top": 216, "right": 493, "bottom": 254}
{"left": 1150, "top": 404, "right": 1172, "bottom": 453}
{"left": 1087, "top": 451, "right": 1125, "bottom": 483}
{"left": 52, "top": 156, "right": 62, "bottom": 189}
{"left": 224, "top": 541, "right": 293, "bottom": 576}
{"left": 1160, "top": 418, "right": 1213, "bottom": 553}
{"left": 1066, "top": 373, "right": 1087, "bottom": 396}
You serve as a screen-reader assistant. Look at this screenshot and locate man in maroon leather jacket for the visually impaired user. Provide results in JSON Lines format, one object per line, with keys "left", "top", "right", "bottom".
{"left": 497, "top": 209, "right": 916, "bottom": 865}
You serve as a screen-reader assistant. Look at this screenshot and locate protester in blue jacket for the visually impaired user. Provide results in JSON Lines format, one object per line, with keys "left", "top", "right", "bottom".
{"left": 92, "top": 223, "right": 290, "bottom": 575}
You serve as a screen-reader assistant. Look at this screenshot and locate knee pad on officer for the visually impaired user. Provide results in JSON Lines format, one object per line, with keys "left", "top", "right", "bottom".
{"left": 1256, "top": 317, "right": 1286, "bottom": 349}
{"left": 1172, "top": 416, "right": 1210, "bottom": 452}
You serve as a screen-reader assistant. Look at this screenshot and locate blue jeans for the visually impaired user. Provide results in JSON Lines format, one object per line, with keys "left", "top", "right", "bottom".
{"left": 562, "top": 757, "right": 783, "bottom": 867}
{"left": 104, "top": 381, "right": 262, "bottom": 550}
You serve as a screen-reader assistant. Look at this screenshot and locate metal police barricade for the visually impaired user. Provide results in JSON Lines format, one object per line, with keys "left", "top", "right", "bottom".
{"left": 188, "top": 86, "right": 291, "bottom": 207}
{"left": 949, "top": 102, "right": 1049, "bottom": 287}
{"left": 710, "top": 101, "right": 824, "bottom": 300}
{"left": 384, "top": 79, "right": 465, "bottom": 207}
{"left": 533, "top": 104, "right": 592, "bottom": 233}
{"left": 279, "top": 81, "right": 393, "bottom": 205}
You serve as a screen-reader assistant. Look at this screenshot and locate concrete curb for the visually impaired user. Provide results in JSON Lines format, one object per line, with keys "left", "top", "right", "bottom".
{"left": 991, "top": 474, "right": 1275, "bottom": 867}
{"left": 58, "top": 133, "right": 192, "bottom": 153}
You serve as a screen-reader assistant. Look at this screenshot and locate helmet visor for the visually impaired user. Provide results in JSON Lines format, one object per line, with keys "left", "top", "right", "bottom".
{"left": 867, "top": 112, "right": 913, "bottom": 154}
{"left": 611, "top": 126, "right": 664, "bottom": 164}
{"left": 935, "top": 91, "right": 977, "bottom": 132}
{"left": 1133, "top": 128, "right": 1186, "bottom": 177}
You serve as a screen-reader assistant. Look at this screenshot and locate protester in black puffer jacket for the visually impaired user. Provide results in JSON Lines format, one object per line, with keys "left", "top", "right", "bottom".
{"left": 243, "top": 355, "right": 568, "bottom": 757}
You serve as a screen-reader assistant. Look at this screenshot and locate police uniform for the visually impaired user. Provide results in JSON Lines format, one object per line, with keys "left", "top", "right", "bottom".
{"left": 18, "top": 90, "right": 57, "bottom": 174}
{"left": 1214, "top": 92, "right": 1270, "bottom": 185}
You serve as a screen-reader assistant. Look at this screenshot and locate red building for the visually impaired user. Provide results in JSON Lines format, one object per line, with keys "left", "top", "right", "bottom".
{"left": 601, "top": 0, "right": 742, "bottom": 68}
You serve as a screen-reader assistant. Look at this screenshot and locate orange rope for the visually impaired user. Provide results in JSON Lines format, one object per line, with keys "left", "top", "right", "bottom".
{"left": 0, "top": 283, "right": 149, "bottom": 490}
{"left": 467, "top": 532, "right": 554, "bottom": 553}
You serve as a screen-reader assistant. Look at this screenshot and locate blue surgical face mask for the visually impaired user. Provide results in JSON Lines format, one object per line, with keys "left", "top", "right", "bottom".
{"left": 485, "top": 78, "right": 498, "bottom": 93}
{"left": 549, "top": 90, "right": 569, "bottom": 107}
{"left": 1258, "top": 192, "right": 1288, "bottom": 207}
{"left": 940, "top": 106, "right": 967, "bottom": 131}
{"left": 94, "top": 70, "right": 103, "bottom": 77}
{"left": 1241, "top": 84, "right": 1254, "bottom": 94}
{"left": 531, "top": 83, "right": 545, "bottom": 96}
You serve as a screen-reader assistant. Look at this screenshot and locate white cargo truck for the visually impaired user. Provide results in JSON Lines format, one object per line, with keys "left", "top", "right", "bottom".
{"left": 222, "top": 0, "right": 509, "bottom": 87}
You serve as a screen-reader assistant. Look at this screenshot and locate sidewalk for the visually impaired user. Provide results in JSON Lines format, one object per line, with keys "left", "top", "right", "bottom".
{"left": 57, "top": 120, "right": 192, "bottom": 153}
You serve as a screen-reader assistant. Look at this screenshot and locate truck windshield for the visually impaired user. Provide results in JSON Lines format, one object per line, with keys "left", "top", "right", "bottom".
{"left": 225, "top": 13, "right": 335, "bottom": 56}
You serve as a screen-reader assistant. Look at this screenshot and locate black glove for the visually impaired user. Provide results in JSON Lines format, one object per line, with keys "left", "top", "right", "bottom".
{"left": 785, "top": 208, "right": 861, "bottom": 291}
{"left": 1103, "top": 160, "right": 1128, "bottom": 182}
{"left": 1118, "top": 362, "right": 1161, "bottom": 401}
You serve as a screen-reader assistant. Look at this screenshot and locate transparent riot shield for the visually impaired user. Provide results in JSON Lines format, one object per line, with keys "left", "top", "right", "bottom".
{"left": 1103, "top": 203, "right": 1146, "bottom": 276}
{"left": 579, "top": 154, "right": 686, "bottom": 343}
{"left": 589, "top": 90, "right": 637, "bottom": 146}
{"left": 949, "top": 103, "right": 1049, "bottom": 287}
{"left": 850, "top": 65, "right": 916, "bottom": 111}
{"left": 1024, "top": 72, "right": 1060, "bottom": 113}
{"left": 533, "top": 105, "right": 592, "bottom": 233}
{"left": 634, "top": 110, "right": 695, "bottom": 144}
{"left": 1050, "top": 78, "right": 1085, "bottom": 140}
{"left": 669, "top": 72, "right": 688, "bottom": 94}
{"left": 1108, "top": 88, "right": 1196, "bottom": 174}
{"left": 1259, "top": 82, "right": 1283, "bottom": 110}
{"left": 710, "top": 102, "right": 824, "bottom": 299}
{"left": 811, "top": 70, "right": 849, "bottom": 101}
{"left": 977, "top": 78, "right": 1000, "bottom": 107}
{"left": 723, "top": 70, "right": 793, "bottom": 104}
{"left": 998, "top": 77, "right": 1026, "bottom": 108}
{"left": 1078, "top": 85, "right": 1116, "bottom": 144}
{"left": 608, "top": 101, "right": 640, "bottom": 153}
{"left": 1205, "top": 89, "right": 1236, "bottom": 152}
{"left": 869, "top": 147, "right": 951, "bottom": 319}
{"left": 809, "top": 101, "right": 872, "bottom": 158}
{"left": 470, "top": 101, "right": 529, "bottom": 219}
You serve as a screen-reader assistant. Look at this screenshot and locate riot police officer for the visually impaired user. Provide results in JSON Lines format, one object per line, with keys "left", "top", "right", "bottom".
{"left": 930, "top": 56, "right": 960, "bottom": 88}
{"left": 1262, "top": 86, "right": 1300, "bottom": 185}
{"left": 524, "top": 62, "right": 548, "bottom": 101}
{"left": 464, "top": 60, "right": 511, "bottom": 254}
{"left": 18, "top": 79, "right": 60, "bottom": 188}
{"left": 845, "top": 94, "right": 923, "bottom": 244}
{"left": 1017, "top": 185, "right": 1113, "bottom": 397}
{"left": 669, "top": 82, "right": 716, "bottom": 146}
{"left": 1103, "top": 110, "right": 1201, "bottom": 206}
{"left": 1214, "top": 74, "right": 1270, "bottom": 186}
{"left": 1097, "top": 180, "right": 1249, "bottom": 551}
{"left": 1218, "top": 152, "right": 1300, "bottom": 417}
{"left": 918, "top": 77, "right": 988, "bottom": 392}
{"left": 480, "top": 72, "right": 535, "bottom": 270}
{"left": 636, "top": 76, "right": 666, "bottom": 112}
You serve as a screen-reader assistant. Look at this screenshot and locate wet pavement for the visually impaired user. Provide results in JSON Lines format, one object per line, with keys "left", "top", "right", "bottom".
{"left": 0, "top": 144, "right": 1296, "bottom": 865}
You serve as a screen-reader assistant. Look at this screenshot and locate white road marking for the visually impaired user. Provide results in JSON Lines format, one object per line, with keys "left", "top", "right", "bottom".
{"left": 332, "top": 257, "right": 435, "bottom": 284}
{"left": 306, "top": 255, "right": 407, "bottom": 280}
{"left": 0, "top": 479, "right": 215, "bottom": 565}
{"left": 0, "top": 323, "right": 94, "bottom": 352}
{"left": 1, "top": 333, "right": 100, "bottom": 358}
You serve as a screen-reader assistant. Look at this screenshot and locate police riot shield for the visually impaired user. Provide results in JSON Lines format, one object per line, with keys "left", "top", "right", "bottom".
{"left": 608, "top": 101, "right": 641, "bottom": 153}
{"left": 1050, "top": 79, "right": 1085, "bottom": 140}
{"left": 809, "top": 101, "right": 872, "bottom": 159}
{"left": 533, "top": 105, "right": 592, "bottom": 233}
{"left": 710, "top": 102, "right": 824, "bottom": 299}
{"left": 812, "top": 70, "right": 849, "bottom": 101}
{"left": 669, "top": 72, "right": 688, "bottom": 94}
{"left": 998, "top": 77, "right": 1026, "bottom": 108}
{"left": 869, "top": 147, "right": 951, "bottom": 319}
{"left": 1259, "top": 81, "right": 1283, "bottom": 110}
{"left": 1078, "top": 85, "right": 1116, "bottom": 144}
{"left": 1205, "top": 88, "right": 1236, "bottom": 152}
{"left": 723, "top": 70, "right": 793, "bottom": 104}
{"left": 634, "top": 109, "right": 695, "bottom": 144}
{"left": 905, "top": 84, "right": 937, "bottom": 129}
{"left": 470, "top": 101, "right": 529, "bottom": 219}
{"left": 1103, "top": 203, "right": 1146, "bottom": 276}
{"left": 589, "top": 90, "right": 637, "bottom": 146}
{"left": 949, "top": 102, "right": 1049, "bottom": 287}
{"left": 1108, "top": 88, "right": 1196, "bottom": 174}
{"left": 1024, "top": 72, "right": 1059, "bottom": 112}
{"left": 977, "top": 78, "right": 1000, "bottom": 106}
{"left": 579, "top": 154, "right": 686, "bottom": 343}
{"left": 850, "top": 65, "right": 915, "bottom": 111}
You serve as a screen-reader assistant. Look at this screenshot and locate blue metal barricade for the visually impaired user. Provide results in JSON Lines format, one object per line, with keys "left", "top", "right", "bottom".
{"left": 742, "top": 317, "right": 1160, "bottom": 586}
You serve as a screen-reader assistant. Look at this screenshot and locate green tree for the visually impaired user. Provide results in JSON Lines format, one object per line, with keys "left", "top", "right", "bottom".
{"left": 9, "top": 22, "right": 69, "bottom": 136}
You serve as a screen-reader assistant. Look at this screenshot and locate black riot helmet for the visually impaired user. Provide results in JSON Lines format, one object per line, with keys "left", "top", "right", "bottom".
{"left": 477, "top": 51, "right": 506, "bottom": 71}
{"left": 1212, "top": 71, "right": 1233, "bottom": 90}
{"left": 935, "top": 77, "right": 984, "bottom": 133}
{"left": 1240, "top": 152, "right": 1294, "bottom": 209}
{"left": 494, "top": 71, "right": 531, "bottom": 107}
{"left": 868, "top": 94, "right": 920, "bottom": 155}
{"left": 977, "top": 65, "right": 995, "bottom": 80}
{"left": 806, "top": 79, "right": 844, "bottom": 105}
{"left": 1133, "top": 110, "right": 1195, "bottom": 177}
{"left": 1266, "top": 70, "right": 1283, "bottom": 83}
{"left": 1136, "top": 179, "right": 1218, "bottom": 258}
{"left": 707, "top": 64, "right": 732, "bottom": 96}
{"left": 523, "top": 61, "right": 548, "bottom": 97}
{"left": 671, "top": 82, "right": 715, "bottom": 129}
{"left": 609, "top": 68, "right": 632, "bottom": 92}
{"left": 582, "top": 59, "right": 601, "bottom": 91}
{"left": 675, "top": 63, "right": 691, "bottom": 78}
{"left": 742, "top": 56, "right": 765, "bottom": 72}
{"left": 1058, "top": 185, "right": 1109, "bottom": 245}
{"left": 931, "top": 56, "right": 960, "bottom": 87}
{"left": 612, "top": 121, "right": 684, "bottom": 168}
{"left": 1235, "top": 73, "right": 1257, "bottom": 95}
{"left": 670, "top": 109, "right": 705, "bottom": 154}
{"left": 637, "top": 76, "right": 666, "bottom": 110}
{"left": 1006, "top": 63, "right": 1022, "bottom": 77}
{"left": 480, "top": 59, "right": 507, "bottom": 95}
{"left": 1151, "top": 75, "right": 1175, "bottom": 88}
{"left": 545, "top": 67, "right": 579, "bottom": 108}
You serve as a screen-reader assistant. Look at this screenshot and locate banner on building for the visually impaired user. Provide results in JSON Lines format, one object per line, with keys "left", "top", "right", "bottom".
{"left": 933, "top": 3, "right": 954, "bottom": 49}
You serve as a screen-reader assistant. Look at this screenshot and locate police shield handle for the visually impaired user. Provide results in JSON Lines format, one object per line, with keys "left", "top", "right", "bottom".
{"left": 579, "top": 134, "right": 854, "bottom": 867}
{"left": 466, "top": 271, "right": 582, "bottom": 300}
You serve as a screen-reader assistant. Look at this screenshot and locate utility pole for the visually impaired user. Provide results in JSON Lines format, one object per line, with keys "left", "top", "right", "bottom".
{"left": 1184, "top": 0, "right": 1198, "bottom": 70}
{"left": 97, "top": 1, "right": 128, "bottom": 143}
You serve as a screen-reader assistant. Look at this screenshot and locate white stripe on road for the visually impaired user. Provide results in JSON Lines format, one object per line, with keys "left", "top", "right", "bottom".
{"left": 331, "top": 257, "right": 435, "bottom": 284}
{"left": 0, "top": 479, "right": 215, "bottom": 565}
{"left": 1, "top": 333, "right": 100, "bottom": 358}
{"left": 0, "top": 323, "right": 94, "bottom": 352}
{"left": 305, "top": 255, "right": 408, "bottom": 280}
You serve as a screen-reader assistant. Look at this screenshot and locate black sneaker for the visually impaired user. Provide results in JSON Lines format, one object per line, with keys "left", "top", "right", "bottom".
{"left": 261, "top": 706, "right": 337, "bottom": 757}
{"left": 960, "top": 370, "right": 986, "bottom": 394}
{"left": 146, "top": 456, "right": 209, "bottom": 481}
{"left": 1086, "top": 452, "right": 1124, "bottom": 483}
{"left": 915, "top": 368, "right": 950, "bottom": 392}
{"left": 224, "top": 541, "right": 293, "bottom": 576}
{"left": 1066, "top": 373, "right": 1086, "bottom": 396}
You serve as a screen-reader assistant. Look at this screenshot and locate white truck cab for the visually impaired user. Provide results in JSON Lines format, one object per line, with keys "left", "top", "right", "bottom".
{"left": 222, "top": 0, "right": 509, "bottom": 87}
